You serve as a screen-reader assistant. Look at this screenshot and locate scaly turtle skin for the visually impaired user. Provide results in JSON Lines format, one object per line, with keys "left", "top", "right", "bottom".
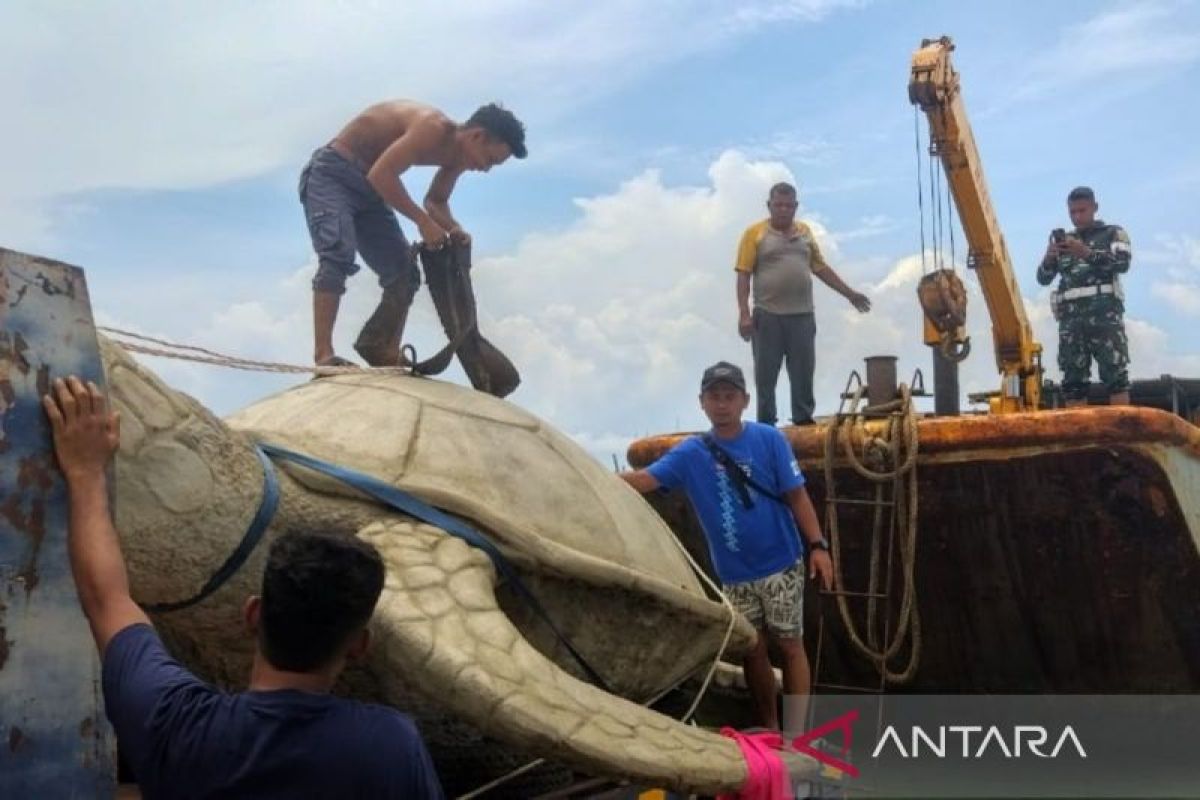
{"left": 102, "top": 336, "right": 817, "bottom": 794}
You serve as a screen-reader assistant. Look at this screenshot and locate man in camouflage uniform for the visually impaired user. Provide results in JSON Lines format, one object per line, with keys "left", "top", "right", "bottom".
{"left": 1037, "top": 186, "right": 1133, "bottom": 406}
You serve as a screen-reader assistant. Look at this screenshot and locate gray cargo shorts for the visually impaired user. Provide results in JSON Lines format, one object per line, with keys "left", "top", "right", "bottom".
{"left": 723, "top": 558, "right": 806, "bottom": 638}
{"left": 298, "top": 145, "right": 419, "bottom": 297}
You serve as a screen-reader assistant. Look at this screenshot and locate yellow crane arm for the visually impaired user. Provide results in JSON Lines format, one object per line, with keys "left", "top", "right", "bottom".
{"left": 908, "top": 36, "right": 1042, "bottom": 413}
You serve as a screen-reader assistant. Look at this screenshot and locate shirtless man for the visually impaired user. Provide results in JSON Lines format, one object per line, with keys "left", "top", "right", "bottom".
{"left": 299, "top": 101, "right": 527, "bottom": 368}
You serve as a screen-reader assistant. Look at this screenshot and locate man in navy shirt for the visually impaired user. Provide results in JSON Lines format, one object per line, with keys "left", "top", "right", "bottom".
{"left": 43, "top": 376, "right": 443, "bottom": 799}
{"left": 621, "top": 362, "right": 834, "bottom": 731}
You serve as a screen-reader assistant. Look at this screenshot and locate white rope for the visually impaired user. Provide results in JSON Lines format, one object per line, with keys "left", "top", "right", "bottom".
{"left": 98, "top": 326, "right": 412, "bottom": 377}
{"left": 456, "top": 520, "right": 739, "bottom": 800}
{"left": 455, "top": 759, "right": 547, "bottom": 800}
{"left": 668, "top": 531, "right": 739, "bottom": 724}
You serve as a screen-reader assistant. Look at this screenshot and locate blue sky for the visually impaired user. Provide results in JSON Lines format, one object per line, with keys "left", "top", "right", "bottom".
{"left": 3, "top": 0, "right": 1198, "bottom": 462}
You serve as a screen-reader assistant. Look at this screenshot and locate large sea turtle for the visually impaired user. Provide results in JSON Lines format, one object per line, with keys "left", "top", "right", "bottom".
{"left": 100, "top": 335, "right": 816, "bottom": 795}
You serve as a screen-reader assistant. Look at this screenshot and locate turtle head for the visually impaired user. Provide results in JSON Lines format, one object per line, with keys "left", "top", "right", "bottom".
{"left": 99, "top": 336, "right": 266, "bottom": 611}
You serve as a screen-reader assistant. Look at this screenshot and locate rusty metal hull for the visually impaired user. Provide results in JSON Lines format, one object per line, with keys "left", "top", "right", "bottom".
{"left": 628, "top": 407, "right": 1200, "bottom": 692}
{"left": 0, "top": 249, "right": 115, "bottom": 795}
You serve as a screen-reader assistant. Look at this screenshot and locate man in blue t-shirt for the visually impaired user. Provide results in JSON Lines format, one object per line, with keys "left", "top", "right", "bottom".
{"left": 43, "top": 376, "right": 443, "bottom": 799}
{"left": 621, "top": 361, "right": 834, "bottom": 731}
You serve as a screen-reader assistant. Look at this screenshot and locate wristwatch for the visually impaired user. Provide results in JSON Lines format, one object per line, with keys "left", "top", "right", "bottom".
{"left": 808, "top": 537, "right": 831, "bottom": 552}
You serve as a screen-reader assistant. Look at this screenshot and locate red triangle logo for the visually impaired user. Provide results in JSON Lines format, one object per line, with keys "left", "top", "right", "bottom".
{"left": 790, "top": 709, "right": 860, "bottom": 778}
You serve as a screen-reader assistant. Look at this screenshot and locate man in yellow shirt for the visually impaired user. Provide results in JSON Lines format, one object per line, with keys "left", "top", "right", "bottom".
{"left": 735, "top": 183, "right": 871, "bottom": 425}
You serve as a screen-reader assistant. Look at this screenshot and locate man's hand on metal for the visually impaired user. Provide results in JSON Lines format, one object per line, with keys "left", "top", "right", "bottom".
{"left": 448, "top": 227, "right": 472, "bottom": 247}
{"left": 418, "top": 218, "right": 450, "bottom": 250}
{"left": 848, "top": 291, "right": 872, "bottom": 313}
{"left": 42, "top": 376, "right": 120, "bottom": 484}
{"left": 809, "top": 549, "right": 835, "bottom": 591}
{"left": 737, "top": 310, "right": 754, "bottom": 341}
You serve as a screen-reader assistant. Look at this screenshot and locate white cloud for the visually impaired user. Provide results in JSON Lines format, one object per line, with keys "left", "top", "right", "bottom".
{"left": 802, "top": 176, "right": 886, "bottom": 197}
{"left": 726, "top": 0, "right": 867, "bottom": 27}
{"left": 1008, "top": 3, "right": 1200, "bottom": 104}
{"left": 738, "top": 133, "right": 839, "bottom": 167}
{"left": 1143, "top": 234, "right": 1200, "bottom": 317}
{"left": 1125, "top": 317, "right": 1200, "bottom": 376}
{"left": 1169, "top": 235, "right": 1200, "bottom": 270}
{"left": 1142, "top": 234, "right": 1200, "bottom": 272}
{"left": 875, "top": 254, "right": 923, "bottom": 292}
{"left": 0, "top": 0, "right": 865, "bottom": 248}
{"left": 1151, "top": 282, "right": 1200, "bottom": 315}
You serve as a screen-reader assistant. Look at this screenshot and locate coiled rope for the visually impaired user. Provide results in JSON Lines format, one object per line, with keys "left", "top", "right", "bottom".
{"left": 823, "top": 382, "right": 922, "bottom": 684}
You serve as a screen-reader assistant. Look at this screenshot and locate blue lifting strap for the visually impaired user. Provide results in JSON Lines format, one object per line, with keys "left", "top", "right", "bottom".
{"left": 146, "top": 445, "right": 280, "bottom": 613}
{"left": 258, "top": 442, "right": 611, "bottom": 692}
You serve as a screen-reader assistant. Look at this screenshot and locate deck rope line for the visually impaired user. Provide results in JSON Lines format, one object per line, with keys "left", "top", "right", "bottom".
{"left": 98, "top": 326, "right": 413, "bottom": 376}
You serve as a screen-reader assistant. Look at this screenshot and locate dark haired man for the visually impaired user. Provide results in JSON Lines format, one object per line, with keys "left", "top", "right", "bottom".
{"left": 735, "top": 182, "right": 871, "bottom": 426}
{"left": 300, "top": 101, "right": 527, "bottom": 369}
{"left": 43, "top": 375, "right": 443, "bottom": 799}
{"left": 619, "top": 362, "right": 834, "bottom": 731}
{"left": 1037, "top": 186, "right": 1133, "bottom": 406}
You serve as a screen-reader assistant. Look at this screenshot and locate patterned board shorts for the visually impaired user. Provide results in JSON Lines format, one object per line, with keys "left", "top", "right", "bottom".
{"left": 723, "top": 558, "right": 805, "bottom": 638}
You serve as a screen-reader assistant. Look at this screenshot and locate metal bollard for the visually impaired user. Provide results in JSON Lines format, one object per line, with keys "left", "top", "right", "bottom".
{"left": 864, "top": 355, "right": 898, "bottom": 407}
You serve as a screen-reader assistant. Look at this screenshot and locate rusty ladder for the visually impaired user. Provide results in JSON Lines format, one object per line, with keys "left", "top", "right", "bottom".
{"left": 810, "top": 369, "right": 925, "bottom": 717}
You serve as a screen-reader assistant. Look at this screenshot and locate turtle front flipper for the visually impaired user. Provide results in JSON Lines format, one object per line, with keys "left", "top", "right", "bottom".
{"left": 356, "top": 519, "right": 819, "bottom": 795}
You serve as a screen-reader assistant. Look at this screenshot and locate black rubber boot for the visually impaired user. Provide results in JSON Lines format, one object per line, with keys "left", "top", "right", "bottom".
{"left": 353, "top": 281, "right": 413, "bottom": 367}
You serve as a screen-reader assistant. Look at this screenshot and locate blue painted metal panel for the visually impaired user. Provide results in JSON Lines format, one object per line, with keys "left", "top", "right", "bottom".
{"left": 0, "top": 248, "right": 115, "bottom": 797}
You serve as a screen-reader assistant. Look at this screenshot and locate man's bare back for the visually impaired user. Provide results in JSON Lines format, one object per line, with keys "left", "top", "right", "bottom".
{"left": 332, "top": 101, "right": 457, "bottom": 171}
{"left": 326, "top": 100, "right": 520, "bottom": 250}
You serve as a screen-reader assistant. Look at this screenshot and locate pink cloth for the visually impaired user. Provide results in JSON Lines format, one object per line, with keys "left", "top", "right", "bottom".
{"left": 716, "top": 727, "right": 793, "bottom": 800}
